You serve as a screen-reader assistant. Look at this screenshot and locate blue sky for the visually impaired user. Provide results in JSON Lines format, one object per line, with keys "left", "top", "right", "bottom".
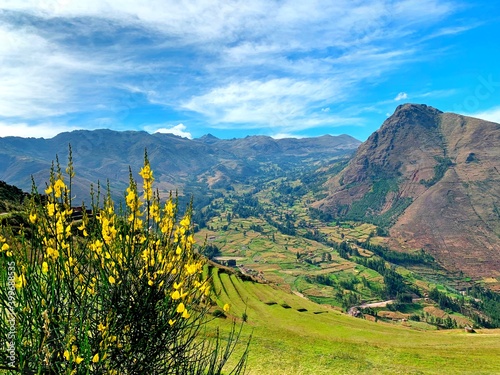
{"left": 0, "top": 0, "right": 499, "bottom": 141}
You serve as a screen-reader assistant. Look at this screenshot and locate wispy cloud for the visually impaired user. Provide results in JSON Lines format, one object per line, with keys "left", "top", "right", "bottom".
{"left": 470, "top": 106, "right": 500, "bottom": 124}
{"left": 0, "top": 0, "right": 467, "bottom": 136}
{"left": 394, "top": 92, "right": 408, "bottom": 101}
{"left": 0, "top": 121, "right": 81, "bottom": 138}
{"left": 182, "top": 77, "right": 346, "bottom": 128}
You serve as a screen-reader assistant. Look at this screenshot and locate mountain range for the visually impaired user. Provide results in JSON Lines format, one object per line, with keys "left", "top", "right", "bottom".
{"left": 316, "top": 104, "right": 500, "bottom": 280}
{"left": 0, "top": 131, "right": 360, "bottom": 203}
{"left": 1, "top": 103, "right": 499, "bottom": 283}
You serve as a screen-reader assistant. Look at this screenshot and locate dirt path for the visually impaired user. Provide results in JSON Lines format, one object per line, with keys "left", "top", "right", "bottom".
{"left": 292, "top": 291, "right": 306, "bottom": 299}
{"left": 358, "top": 300, "right": 394, "bottom": 308}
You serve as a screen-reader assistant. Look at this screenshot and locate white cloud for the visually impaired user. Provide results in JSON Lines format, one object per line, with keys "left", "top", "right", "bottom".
{"left": 182, "top": 77, "right": 346, "bottom": 129}
{"left": 469, "top": 107, "right": 500, "bottom": 124}
{"left": 394, "top": 92, "right": 408, "bottom": 101}
{"left": 416, "top": 89, "right": 457, "bottom": 98}
{"left": 0, "top": 121, "right": 80, "bottom": 138}
{"left": 271, "top": 133, "right": 303, "bottom": 139}
{"left": 0, "top": 24, "right": 142, "bottom": 120}
{"left": 150, "top": 124, "right": 192, "bottom": 139}
{"left": 0, "top": 0, "right": 462, "bottom": 134}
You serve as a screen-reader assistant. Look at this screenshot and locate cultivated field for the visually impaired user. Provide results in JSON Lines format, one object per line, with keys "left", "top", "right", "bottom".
{"left": 209, "top": 267, "right": 500, "bottom": 375}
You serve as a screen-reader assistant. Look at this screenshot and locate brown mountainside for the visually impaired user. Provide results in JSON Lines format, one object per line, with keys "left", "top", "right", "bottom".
{"left": 316, "top": 104, "right": 500, "bottom": 280}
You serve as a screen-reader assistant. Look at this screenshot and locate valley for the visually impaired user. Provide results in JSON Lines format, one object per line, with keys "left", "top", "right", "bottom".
{"left": 192, "top": 161, "right": 500, "bottom": 330}
{"left": 1, "top": 104, "right": 500, "bottom": 373}
{"left": 207, "top": 266, "right": 500, "bottom": 374}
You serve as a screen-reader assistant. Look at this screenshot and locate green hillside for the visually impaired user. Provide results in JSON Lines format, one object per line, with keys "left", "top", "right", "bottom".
{"left": 208, "top": 266, "right": 500, "bottom": 375}
{"left": 194, "top": 175, "right": 500, "bottom": 328}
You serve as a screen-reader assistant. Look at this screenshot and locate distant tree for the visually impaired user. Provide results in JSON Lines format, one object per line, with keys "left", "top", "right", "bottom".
{"left": 202, "top": 244, "right": 221, "bottom": 259}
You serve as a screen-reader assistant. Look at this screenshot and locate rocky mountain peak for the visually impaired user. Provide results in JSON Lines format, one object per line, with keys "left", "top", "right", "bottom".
{"left": 316, "top": 106, "right": 500, "bottom": 280}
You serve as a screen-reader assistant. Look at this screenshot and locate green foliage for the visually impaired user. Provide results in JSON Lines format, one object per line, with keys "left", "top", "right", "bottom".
{"left": 0, "top": 181, "right": 27, "bottom": 214}
{"left": 396, "top": 293, "right": 413, "bottom": 304}
{"left": 383, "top": 269, "right": 407, "bottom": 299}
{"left": 232, "top": 194, "right": 261, "bottom": 219}
{"left": 308, "top": 207, "right": 334, "bottom": 222}
{"left": 375, "top": 227, "right": 388, "bottom": 237}
{"left": 212, "top": 309, "right": 227, "bottom": 318}
{"left": 373, "top": 197, "right": 413, "bottom": 227}
{"left": 335, "top": 178, "right": 412, "bottom": 227}
{"left": 468, "top": 287, "right": 500, "bottom": 328}
{"left": 264, "top": 215, "right": 296, "bottom": 235}
{"left": 0, "top": 151, "right": 248, "bottom": 374}
{"left": 346, "top": 179, "right": 396, "bottom": 217}
{"left": 341, "top": 293, "right": 360, "bottom": 311}
{"left": 357, "top": 241, "right": 435, "bottom": 266}
{"left": 202, "top": 244, "right": 221, "bottom": 259}
{"left": 409, "top": 314, "right": 421, "bottom": 322}
{"left": 420, "top": 156, "right": 454, "bottom": 188}
{"left": 428, "top": 286, "right": 500, "bottom": 328}
{"left": 249, "top": 223, "right": 264, "bottom": 233}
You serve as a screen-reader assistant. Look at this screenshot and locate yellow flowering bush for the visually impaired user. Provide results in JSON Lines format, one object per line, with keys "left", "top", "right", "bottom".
{"left": 0, "top": 149, "right": 248, "bottom": 374}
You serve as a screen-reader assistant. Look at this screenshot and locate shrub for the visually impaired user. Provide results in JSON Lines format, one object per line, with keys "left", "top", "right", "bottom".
{"left": 212, "top": 310, "right": 227, "bottom": 318}
{"left": 409, "top": 314, "right": 421, "bottom": 322}
{"left": 0, "top": 149, "right": 248, "bottom": 374}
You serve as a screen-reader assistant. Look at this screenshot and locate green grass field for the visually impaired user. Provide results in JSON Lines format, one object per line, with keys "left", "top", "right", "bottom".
{"left": 209, "top": 267, "right": 500, "bottom": 375}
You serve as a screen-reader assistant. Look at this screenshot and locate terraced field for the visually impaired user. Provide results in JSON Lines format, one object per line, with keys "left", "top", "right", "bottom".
{"left": 208, "top": 267, "right": 500, "bottom": 375}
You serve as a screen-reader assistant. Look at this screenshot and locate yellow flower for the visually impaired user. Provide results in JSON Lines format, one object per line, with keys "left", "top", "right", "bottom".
{"left": 92, "top": 353, "right": 99, "bottom": 363}
{"left": 171, "top": 290, "right": 180, "bottom": 300}
{"left": 42, "top": 262, "right": 48, "bottom": 274}
{"left": 182, "top": 309, "right": 190, "bottom": 319}
{"left": 223, "top": 303, "right": 230, "bottom": 312}
{"left": 46, "top": 246, "right": 59, "bottom": 259}
{"left": 148, "top": 279, "right": 154, "bottom": 286}
{"left": 108, "top": 275, "right": 116, "bottom": 284}
{"left": 64, "top": 349, "right": 70, "bottom": 361}
{"left": 46, "top": 203, "right": 56, "bottom": 217}
{"left": 75, "top": 356, "right": 84, "bottom": 364}
{"left": 176, "top": 302, "right": 185, "bottom": 314}
{"left": 185, "top": 263, "right": 199, "bottom": 275}
{"left": 180, "top": 216, "right": 190, "bottom": 228}
{"left": 29, "top": 212, "right": 37, "bottom": 224}
{"left": 1, "top": 243, "right": 9, "bottom": 252}
{"left": 125, "top": 188, "right": 136, "bottom": 208}
{"left": 53, "top": 178, "right": 66, "bottom": 198}
{"left": 15, "top": 273, "right": 26, "bottom": 290}
{"left": 168, "top": 319, "right": 176, "bottom": 326}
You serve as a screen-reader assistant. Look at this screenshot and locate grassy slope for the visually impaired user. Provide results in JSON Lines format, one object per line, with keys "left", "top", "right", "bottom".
{"left": 209, "top": 268, "right": 500, "bottom": 375}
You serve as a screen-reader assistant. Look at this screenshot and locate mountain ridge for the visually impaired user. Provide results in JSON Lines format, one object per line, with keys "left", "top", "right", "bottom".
{"left": 0, "top": 130, "right": 361, "bottom": 203}
{"left": 316, "top": 103, "right": 500, "bottom": 280}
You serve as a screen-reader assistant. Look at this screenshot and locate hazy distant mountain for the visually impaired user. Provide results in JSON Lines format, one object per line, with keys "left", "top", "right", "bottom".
{"left": 316, "top": 104, "right": 500, "bottom": 279}
{"left": 0, "top": 131, "right": 360, "bottom": 204}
